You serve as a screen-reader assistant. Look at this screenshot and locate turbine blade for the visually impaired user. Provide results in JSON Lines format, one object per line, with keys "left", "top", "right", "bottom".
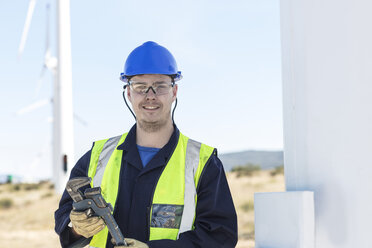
{"left": 18, "top": 0, "right": 37, "bottom": 58}
{"left": 74, "top": 113, "right": 88, "bottom": 126}
{"left": 35, "top": 66, "right": 46, "bottom": 99}
{"left": 44, "top": 4, "right": 57, "bottom": 71}
{"left": 30, "top": 136, "right": 49, "bottom": 169}
{"left": 17, "top": 98, "right": 49, "bottom": 115}
{"left": 45, "top": 3, "right": 50, "bottom": 55}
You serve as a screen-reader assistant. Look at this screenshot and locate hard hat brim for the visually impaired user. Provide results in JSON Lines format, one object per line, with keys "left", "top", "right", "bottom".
{"left": 119, "top": 71, "right": 182, "bottom": 83}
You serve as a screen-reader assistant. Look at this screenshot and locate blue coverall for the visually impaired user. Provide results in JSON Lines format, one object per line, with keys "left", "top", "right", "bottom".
{"left": 54, "top": 124, "right": 238, "bottom": 248}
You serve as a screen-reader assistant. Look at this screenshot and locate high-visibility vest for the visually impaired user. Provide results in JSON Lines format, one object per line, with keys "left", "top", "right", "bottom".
{"left": 87, "top": 132, "right": 215, "bottom": 248}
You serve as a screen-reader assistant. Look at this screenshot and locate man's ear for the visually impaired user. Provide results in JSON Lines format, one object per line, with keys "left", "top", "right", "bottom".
{"left": 127, "top": 86, "right": 132, "bottom": 102}
{"left": 172, "top": 84, "right": 178, "bottom": 101}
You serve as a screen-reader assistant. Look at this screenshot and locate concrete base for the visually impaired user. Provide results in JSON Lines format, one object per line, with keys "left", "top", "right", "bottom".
{"left": 254, "top": 191, "right": 314, "bottom": 248}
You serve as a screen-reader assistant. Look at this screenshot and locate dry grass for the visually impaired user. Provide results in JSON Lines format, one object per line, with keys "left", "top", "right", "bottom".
{"left": 229, "top": 169, "right": 285, "bottom": 248}
{"left": 0, "top": 181, "right": 61, "bottom": 248}
{"left": 0, "top": 169, "right": 284, "bottom": 248}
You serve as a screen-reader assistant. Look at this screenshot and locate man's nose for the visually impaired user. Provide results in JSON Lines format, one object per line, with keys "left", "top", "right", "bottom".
{"left": 145, "top": 86, "right": 156, "bottom": 99}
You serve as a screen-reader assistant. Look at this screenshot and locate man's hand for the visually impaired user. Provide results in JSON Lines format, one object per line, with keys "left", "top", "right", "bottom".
{"left": 69, "top": 209, "right": 106, "bottom": 238}
{"left": 114, "top": 238, "right": 149, "bottom": 248}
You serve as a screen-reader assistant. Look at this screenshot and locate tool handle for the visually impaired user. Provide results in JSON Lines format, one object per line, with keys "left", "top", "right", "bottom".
{"left": 73, "top": 199, "right": 127, "bottom": 246}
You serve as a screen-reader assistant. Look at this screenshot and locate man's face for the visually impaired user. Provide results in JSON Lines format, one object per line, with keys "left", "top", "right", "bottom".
{"left": 127, "top": 74, "right": 178, "bottom": 132}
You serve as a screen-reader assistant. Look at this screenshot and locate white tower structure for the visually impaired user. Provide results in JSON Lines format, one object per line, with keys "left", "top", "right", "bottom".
{"left": 54, "top": 0, "right": 74, "bottom": 193}
{"left": 18, "top": 0, "right": 74, "bottom": 193}
{"left": 254, "top": 0, "right": 372, "bottom": 247}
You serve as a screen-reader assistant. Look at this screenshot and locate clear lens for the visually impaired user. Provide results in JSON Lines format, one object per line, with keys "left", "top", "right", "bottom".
{"left": 129, "top": 81, "right": 173, "bottom": 95}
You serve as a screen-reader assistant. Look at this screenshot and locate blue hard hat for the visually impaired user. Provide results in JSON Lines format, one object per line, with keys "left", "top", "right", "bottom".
{"left": 120, "top": 41, "right": 182, "bottom": 83}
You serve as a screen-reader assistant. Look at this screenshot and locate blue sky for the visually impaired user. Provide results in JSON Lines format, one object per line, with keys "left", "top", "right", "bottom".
{"left": 0, "top": 0, "right": 282, "bottom": 180}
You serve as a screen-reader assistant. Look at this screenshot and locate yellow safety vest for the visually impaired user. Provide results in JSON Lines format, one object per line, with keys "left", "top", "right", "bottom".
{"left": 86, "top": 132, "right": 215, "bottom": 248}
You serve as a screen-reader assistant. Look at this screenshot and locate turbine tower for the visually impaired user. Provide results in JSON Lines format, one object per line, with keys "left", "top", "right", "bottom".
{"left": 19, "top": 0, "right": 74, "bottom": 193}
{"left": 54, "top": 0, "right": 74, "bottom": 193}
{"left": 254, "top": 0, "right": 372, "bottom": 247}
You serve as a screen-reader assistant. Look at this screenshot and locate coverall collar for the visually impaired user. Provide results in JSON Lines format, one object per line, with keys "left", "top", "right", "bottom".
{"left": 117, "top": 123, "right": 180, "bottom": 173}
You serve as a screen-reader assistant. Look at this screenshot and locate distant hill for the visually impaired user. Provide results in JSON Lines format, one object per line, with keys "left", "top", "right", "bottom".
{"left": 218, "top": 150, "right": 283, "bottom": 171}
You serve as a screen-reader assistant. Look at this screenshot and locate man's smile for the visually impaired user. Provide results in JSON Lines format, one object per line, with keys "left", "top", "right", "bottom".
{"left": 142, "top": 105, "right": 160, "bottom": 111}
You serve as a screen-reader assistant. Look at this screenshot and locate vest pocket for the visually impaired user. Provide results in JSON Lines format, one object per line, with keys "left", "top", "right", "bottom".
{"left": 150, "top": 204, "right": 184, "bottom": 229}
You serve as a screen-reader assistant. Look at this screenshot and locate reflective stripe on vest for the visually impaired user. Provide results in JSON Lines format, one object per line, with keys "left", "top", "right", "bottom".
{"left": 178, "top": 138, "right": 201, "bottom": 236}
{"left": 87, "top": 133, "right": 128, "bottom": 248}
{"left": 92, "top": 135, "right": 123, "bottom": 187}
{"left": 87, "top": 132, "right": 214, "bottom": 247}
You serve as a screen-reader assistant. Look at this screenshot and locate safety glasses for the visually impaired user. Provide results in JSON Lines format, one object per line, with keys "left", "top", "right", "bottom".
{"left": 128, "top": 81, "right": 174, "bottom": 95}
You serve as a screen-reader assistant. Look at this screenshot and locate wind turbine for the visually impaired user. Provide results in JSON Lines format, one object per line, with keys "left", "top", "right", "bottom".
{"left": 19, "top": 0, "right": 74, "bottom": 193}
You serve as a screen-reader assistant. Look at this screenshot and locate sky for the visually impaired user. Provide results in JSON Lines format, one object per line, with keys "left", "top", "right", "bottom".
{"left": 0, "top": 0, "right": 282, "bottom": 180}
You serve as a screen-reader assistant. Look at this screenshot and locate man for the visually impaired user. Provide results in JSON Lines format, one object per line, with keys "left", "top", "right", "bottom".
{"left": 55, "top": 41, "right": 237, "bottom": 248}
